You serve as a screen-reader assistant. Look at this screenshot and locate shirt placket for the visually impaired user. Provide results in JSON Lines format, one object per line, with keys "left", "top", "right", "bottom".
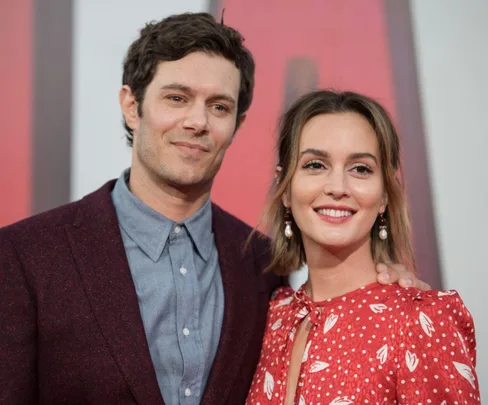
{"left": 169, "top": 224, "right": 203, "bottom": 404}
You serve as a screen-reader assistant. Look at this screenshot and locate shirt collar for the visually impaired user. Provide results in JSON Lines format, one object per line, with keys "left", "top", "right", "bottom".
{"left": 111, "top": 169, "right": 213, "bottom": 262}
{"left": 183, "top": 198, "right": 213, "bottom": 261}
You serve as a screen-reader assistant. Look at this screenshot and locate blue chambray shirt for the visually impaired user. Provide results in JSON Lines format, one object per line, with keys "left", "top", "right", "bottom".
{"left": 111, "top": 170, "right": 224, "bottom": 404}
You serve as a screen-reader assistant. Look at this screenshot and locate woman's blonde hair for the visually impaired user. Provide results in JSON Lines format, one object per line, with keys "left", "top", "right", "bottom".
{"left": 262, "top": 90, "right": 415, "bottom": 276}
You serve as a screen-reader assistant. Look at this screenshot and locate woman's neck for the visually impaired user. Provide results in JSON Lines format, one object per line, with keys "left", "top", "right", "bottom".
{"left": 304, "top": 239, "right": 378, "bottom": 302}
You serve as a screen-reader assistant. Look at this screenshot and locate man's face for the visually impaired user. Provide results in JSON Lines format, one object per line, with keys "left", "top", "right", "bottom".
{"left": 122, "top": 52, "right": 243, "bottom": 193}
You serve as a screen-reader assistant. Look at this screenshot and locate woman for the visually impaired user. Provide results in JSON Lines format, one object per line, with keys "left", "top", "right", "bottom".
{"left": 246, "top": 90, "right": 480, "bottom": 404}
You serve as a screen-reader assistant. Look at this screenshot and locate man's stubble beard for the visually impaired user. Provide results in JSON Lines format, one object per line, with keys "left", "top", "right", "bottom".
{"left": 134, "top": 123, "right": 228, "bottom": 194}
{"left": 139, "top": 145, "right": 223, "bottom": 194}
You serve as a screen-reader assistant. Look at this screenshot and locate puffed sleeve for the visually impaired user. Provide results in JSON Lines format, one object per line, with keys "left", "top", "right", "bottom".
{"left": 269, "top": 286, "right": 294, "bottom": 307}
{"left": 394, "top": 290, "right": 480, "bottom": 404}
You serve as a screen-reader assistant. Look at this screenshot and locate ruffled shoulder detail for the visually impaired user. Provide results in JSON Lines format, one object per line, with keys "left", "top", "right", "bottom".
{"left": 401, "top": 289, "right": 472, "bottom": 325}
{"left": 393, "top": 287, "right": 477, "bottom": 364}
{"left": 269, "top": 286, "right": 295, "bottom": 309}
{"left": 388, "top": 285, "right": 464, "bottom": 309}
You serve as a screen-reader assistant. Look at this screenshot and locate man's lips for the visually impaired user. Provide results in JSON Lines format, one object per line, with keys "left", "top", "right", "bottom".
{"left": 172, "top": 141, "right": 210, "bottom": 153}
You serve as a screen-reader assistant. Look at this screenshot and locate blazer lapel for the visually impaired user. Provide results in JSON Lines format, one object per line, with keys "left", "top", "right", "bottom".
{"left": 201, "top": 205, "right": 260, "bottom": 405}
{"left": 65, "top": 182, "right": 164, "bottom": 405}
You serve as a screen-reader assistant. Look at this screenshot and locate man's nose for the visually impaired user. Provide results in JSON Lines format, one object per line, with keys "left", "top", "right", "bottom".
{"left": 182, "top": 102, "right": 208, "bottom": 135}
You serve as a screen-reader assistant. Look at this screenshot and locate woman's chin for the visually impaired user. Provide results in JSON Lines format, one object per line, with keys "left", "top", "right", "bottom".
{"left": 314, "top": 235, "right": 369, "bottom": 255}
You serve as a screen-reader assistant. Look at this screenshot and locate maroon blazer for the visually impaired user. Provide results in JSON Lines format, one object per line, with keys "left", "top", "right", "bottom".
{"left": 0, "top": 181, "right": 282, "bottom": 405}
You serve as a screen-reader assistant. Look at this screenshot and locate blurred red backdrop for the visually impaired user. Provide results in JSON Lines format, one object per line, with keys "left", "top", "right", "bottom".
{"left": 0, "top": 1, "right": 32, "bottom": 226}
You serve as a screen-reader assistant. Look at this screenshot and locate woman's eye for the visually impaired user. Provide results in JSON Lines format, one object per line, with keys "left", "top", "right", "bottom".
{"left": 352, "top": 164, "right": 373, "bottom": 175}
{"left": 302, "top": 161, "right": 325, "bottom": 170}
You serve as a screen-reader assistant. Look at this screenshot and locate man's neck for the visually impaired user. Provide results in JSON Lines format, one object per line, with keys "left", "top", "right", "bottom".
{"left": 128, "top": 168, "right": 211, "bottom": 223}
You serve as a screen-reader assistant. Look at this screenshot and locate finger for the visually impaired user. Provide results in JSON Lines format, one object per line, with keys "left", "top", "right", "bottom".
{"left": 398, "top": 277, "right": 414, "bottom": 288}
{"left": 415, "top": 279, "right": 431, "bottom": 291}
{"left": 376, "top": 263, "right": 393, "bottom": 284}
{"left": 377, "top": 272, "right": 392, "bottom": 284}
{"left": 377, "top": 263, "right": 411, "bottom": 286}
{"left": 386, "top": 263, "right": 417, "bottom": 286}
{"left": 376, "top": 263, "right": 388, "bottom": 273}
{"left": 388, "top": 263, "right": 409, "bottom": 275}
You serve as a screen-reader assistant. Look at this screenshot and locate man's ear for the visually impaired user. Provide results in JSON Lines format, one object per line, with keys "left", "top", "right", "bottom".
{"left": 119, "top": 85, "right": 139, "bottom": 133}
{"left": 234, "top": 113, "right": 247, "bottom": 133}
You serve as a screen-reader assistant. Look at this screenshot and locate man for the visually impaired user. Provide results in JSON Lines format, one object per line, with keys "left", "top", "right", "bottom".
{"left": 0, "top": 12, "right": 425, "bottom": 405}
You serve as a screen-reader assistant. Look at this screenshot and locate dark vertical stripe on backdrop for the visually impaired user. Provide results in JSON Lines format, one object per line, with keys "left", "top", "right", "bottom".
{"left": 207, "top": 0, "right": 221, "bottom": 21}
{"left": 32, "top": 0, "right": 73, "bottom": 215}
{"left": 384, "top": 0, "right": 443, "bottom": 289}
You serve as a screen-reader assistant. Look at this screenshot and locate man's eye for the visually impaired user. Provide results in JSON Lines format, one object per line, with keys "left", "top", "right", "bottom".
{"left": 168, "top": 95, "right": 184, "bottom": 102}
{"left": 213, "top": 104, "right": 229, "bottom": 112}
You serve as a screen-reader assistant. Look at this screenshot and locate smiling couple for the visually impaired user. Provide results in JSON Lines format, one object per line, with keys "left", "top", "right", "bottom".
{"left": 0, "top": 12, "right": 479, "bottom": 405}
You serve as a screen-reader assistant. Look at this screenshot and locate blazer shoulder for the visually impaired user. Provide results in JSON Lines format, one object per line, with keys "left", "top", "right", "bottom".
{"left": 211, "top": 203, "right": 270, "bottom": 244}
{"left": 0, "top": 180, "right": 117, "bottom": 242}
{"left": 1, "top": 200, "right": 79, "bottom": 240}
{"left": 211, "top": 203, "right": 281, "bottom": 288}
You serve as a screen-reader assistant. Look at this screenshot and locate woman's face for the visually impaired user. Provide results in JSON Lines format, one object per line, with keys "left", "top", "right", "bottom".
{"left": 284, "top": 112, "right": 387, "bottom": 255}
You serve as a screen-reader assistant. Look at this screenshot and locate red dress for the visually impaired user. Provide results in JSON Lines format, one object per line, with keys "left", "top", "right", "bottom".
{"left": 246, "top": 282, "right": 480, "bottom": 404}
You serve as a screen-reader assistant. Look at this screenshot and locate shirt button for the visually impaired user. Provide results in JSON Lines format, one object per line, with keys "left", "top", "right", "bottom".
{"left": 184, "top": 388, "right": 192, "bottom": 397}
{"left": 179, "top": 267, "right": 187, "bottom": 275}
{"left": 183, "top": 328, "right": 190, "bottom": 336}
{"left": 174, "top": 225, "right": 181, "bottom": 234}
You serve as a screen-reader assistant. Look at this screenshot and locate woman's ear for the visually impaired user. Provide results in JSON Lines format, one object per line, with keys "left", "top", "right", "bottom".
{"left": 276, "top": 166, "right": 291, "bottom": 207}
{"left": 379, "top": 194, "right": 388, "bottom": 214}
{"left": 281, "top": 189, "right": 291, "bottom": 209}
{"left": 275, "top": 165, "right": 282, "bottom": 185}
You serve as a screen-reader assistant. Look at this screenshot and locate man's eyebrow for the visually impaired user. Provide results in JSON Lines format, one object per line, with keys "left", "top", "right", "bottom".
{"left": 209, "top": 93, "right": 236, "bottom": 106}
{"left": 160, "top": 83, "right": 236, "bottom": 106}
{"left": 159, "top": 83, "right": 192, "bottom": 92}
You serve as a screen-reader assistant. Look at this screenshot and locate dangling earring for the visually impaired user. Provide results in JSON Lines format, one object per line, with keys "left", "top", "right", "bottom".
{"left": 378, "top": 213, "right": 388, "bottom": 240}
{"left": 284, "top": 207, "right": 293, "bottom": 239}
